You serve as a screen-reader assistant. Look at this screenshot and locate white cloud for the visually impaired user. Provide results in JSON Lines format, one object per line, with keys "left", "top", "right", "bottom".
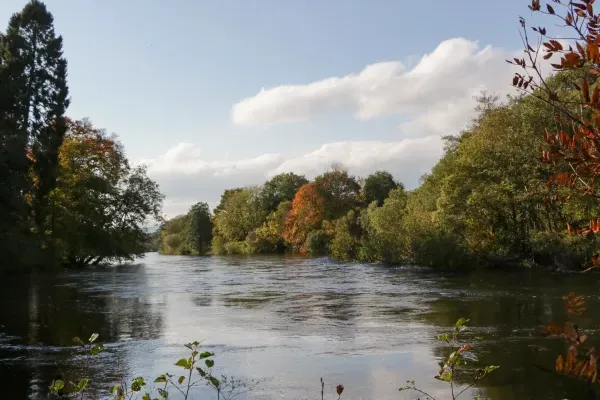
{"left": 231, "top": 38, "right": 517, "bottom": 131}
{"left": 143, "top": 136, "right": 443, "bottom": 218}
{"left": 146, "top": 37, "right": 548, "bottom": 217}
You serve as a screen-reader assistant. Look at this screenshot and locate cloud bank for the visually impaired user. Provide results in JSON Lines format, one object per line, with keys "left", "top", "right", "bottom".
{"left": 144, "top": 136, "right": 444, "bottom": 217}
{"left": 231, "top": 38, "right": 516, "bottom": 133}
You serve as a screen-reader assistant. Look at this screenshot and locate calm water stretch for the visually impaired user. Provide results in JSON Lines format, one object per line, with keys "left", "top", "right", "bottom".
{"left": 1, "top": 254, "right": 599, "bottom": 399}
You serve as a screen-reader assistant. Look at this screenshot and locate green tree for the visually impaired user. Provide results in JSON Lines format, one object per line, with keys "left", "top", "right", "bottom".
{"left": 212, "top": 187, "right": 266, "bottom": 253}
{"left": 359, "top": 187, "right": 408, "bottom": 263}
{"left": 361, "top": 170, "right": 399, "bottom": 206}
{"left": 184, "top": 202, "right": 213, "bottom": 255}
{"left": 52, "top": 119, "right": 163, "bottom": 265}
{"left": 214, "top": 188, "right": 243, "bottom": 214}
{"left": 159, "top": 215, "right": 188, "bottom": 255}
{"left": 314, "top": 164, "right": 360, "bottom": 219}
{"left": 259, "top": 172, "right": 308, "bottom": 212}
{"left": 330, "top": 210, "right": 360, "bottom": 261}
{"left": 248, "top": 200, "right": 291, "bottom": 253}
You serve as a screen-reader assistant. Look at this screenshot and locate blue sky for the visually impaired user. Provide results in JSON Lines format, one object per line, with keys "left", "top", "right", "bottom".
{"left": 0, "top": 0, "right": 530, "bottom": 216}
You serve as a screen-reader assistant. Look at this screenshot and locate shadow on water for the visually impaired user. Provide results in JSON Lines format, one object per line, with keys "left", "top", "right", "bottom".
{"left": 0, "top": 265, "right": 165, "bottom": 399}
{"left": 418, "top": 270, "right": 600, "bottom": 400}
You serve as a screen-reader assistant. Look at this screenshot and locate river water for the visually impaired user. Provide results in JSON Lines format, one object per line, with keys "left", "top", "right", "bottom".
{"left": 1, "top": 254, "right": 599, "bottom": 399}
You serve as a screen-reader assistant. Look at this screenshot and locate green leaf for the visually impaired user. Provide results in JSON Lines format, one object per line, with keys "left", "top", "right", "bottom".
{"left": 205, "top": 359, "right": 214, "bottom": 368}
{"left": 50, "top": 380, "right": 65, "bottom": 392}
{"left": 90, "top": 343, "right": 104, "bottom": 355}
{"left": 192, "top": 341, "right": 200, "bottom": 347}
{"left": 72, "top": 337, "right": 85, "bottom": 346}
{"left": 75, "top": 378, "right": 89, "bottom": 392}
{"left": 110, "top": 385, "right": 120, "bottom": 394}
{"left": 196, "top": 367, "right": 206, "bottom": 377}
{"left": 192, "top": 351, "right": 198, "bottom": 358}
{"left": 142, "top": 394, "right": 151, "bottom": 400}
{"left": 89, "top": 333, "right": 99, "bottom": 343}
{"left": 158, "top": 388, "right": 169, "bottom": 398}
{"left": 154, "top": 375, "right": 167, "bottom": 383}
{"left": 175, "top": 358, "right": 190, "bottom": 369}
{"left": 131, "top": 377, "right": 146, "bottom": 392}
{"left": 184, "top": 343, "right": 193, "bottom": 350}
{"left": 484, "top": 365, "right": 500, "bottom": 374}
{"left": 178, "top": 376, "right": 185, "bottom": 384}
{"left": 435, "top": 372, "right": 452, "bottom": 382}
{"left": 208, "top": 376, "right": 221, "bottom": 388}
{"left": 455, "top": 318, "right": 469, "bottom": 328}
{"left": 437, "top": 333, "right": 450, "bottom": 343}
{"left": 198, "top": 351, "right": 214, "bottom": 360}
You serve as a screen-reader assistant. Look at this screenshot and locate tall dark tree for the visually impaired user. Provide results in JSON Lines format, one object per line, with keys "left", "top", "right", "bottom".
{"left": 1, "top": 0, "right": 69, "bottom": 246}
{"left": 259, "top": 172, "right": 308, "bottom": 212}
{"left": 185, "top": 202, "right": 213, "bottom": 255}
{"left": 361, "top": 170, "right": 399, "bottom": 206}
{"left": 0, "top": 28, "right": 31, "bottom": 268}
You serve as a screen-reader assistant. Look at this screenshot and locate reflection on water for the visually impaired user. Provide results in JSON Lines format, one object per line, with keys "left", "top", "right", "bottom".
{"left": 1, "top": 254, "right": 599, "bottom": 399}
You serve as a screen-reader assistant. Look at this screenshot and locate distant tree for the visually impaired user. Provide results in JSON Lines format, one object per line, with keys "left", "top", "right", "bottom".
{"left": 361, "top": 187, "right": 409, "bottom": 263}
{"left": 314, "top": 164, "right": 360, "bottom": 219}
{"left": 361, "top": 171, "right": 399, "bottom": 206}
{"left": 214, "top": 188, "right": 243, "bottom": 214}
{"left": 330, "top": 210, "right": 361, "bottom": 261}
{"left": 212, "top": 187, "right": 265, "bottom": 243}
{"left": 283, "top": 183, "right": 326, "bottom": 250}
{"left": 184, "top": 202, "right": 213, "bottom": 255}
{"left": 259, "top": 172, "right": 308, "bottom": 212}
{"left": 248, "top": 200, "right": 292, "bottom": 253}
{"left": 159, "top": 215, "right": 188, "bottom": 255}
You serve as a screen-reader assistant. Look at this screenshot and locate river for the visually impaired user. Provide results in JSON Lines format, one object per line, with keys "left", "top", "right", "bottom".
{"left": 0, "top": 253, "right": 599, "bottom": 399}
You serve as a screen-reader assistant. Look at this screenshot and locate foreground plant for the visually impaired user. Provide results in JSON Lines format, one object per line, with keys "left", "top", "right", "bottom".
{"left": 399, "top": 318, "right": 499, "bottom": 400}
{"left": 319, "top": 377, "right": 344, "bottom": 400}
{"left": 542, "top": 293, "right": 599, "bottom": 385}
{"left": 49, "top": 336, "right": 256, "bottom": 399}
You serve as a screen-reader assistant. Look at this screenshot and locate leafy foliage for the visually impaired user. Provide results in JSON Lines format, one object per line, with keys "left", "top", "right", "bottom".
{"left": 185, "top": 202, "right": 213, "bottom": 255}
{"left": 212, "top": 187, "right": 265, "bottom": 254}
{"left": 0, "top": 2, "right": 163, "bottom": 270}
{"left": 314, "top": 165, "right": 361, "bottom": 220}
{"left": 50, "top": 335, "right": 257, "bottom": 400}
{"left": 51, "top": 119, "right": 164, "bottom": 265}
{"left": 361, "top": 171, "right": 399, "bottom": 207}
{"left": 541, "top": 293, "right": 599, "bottom": 386}
{"left": 511, "top": 0, "right": 600, "bottom": 271}
{"left": 400, "top": 318, "right": 499, "bottom": 399}
{"left": 283, "top": 183, "right": 326, "bottom": 251}
{"left": 258, "top": 172, "right": 308, "bottom": 213}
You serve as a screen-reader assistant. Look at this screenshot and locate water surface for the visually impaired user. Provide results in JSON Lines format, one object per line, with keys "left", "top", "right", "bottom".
{"left": 1, "top": 254, "right": 599, "bottom": 399}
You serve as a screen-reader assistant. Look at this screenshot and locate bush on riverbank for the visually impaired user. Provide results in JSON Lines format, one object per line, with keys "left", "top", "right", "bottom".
{"left": 158, "top": 84, "right": 600, "bottom": 270}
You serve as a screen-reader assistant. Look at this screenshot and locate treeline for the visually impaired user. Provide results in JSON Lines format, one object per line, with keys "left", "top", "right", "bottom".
{"left": 160, "top": 71, "right": 600, "bottom": 270}
{"left": 0, "top": 1, "right": 163, "bottom": 270}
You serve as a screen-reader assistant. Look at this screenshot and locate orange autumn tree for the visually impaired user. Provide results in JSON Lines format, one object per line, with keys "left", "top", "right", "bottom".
{"left": 510, "top": 0, "right": 600, "bottom": 270}
{"left": 283, "top": 183, "right": 325, "bottom": 251}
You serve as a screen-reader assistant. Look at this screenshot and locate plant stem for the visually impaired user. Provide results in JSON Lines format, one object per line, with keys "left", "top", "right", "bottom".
{"left": 455, "top": 383, "right": 475, "bottom": 399}
{"left": 450, "top": 366, "right": 455, "bottom": 400}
